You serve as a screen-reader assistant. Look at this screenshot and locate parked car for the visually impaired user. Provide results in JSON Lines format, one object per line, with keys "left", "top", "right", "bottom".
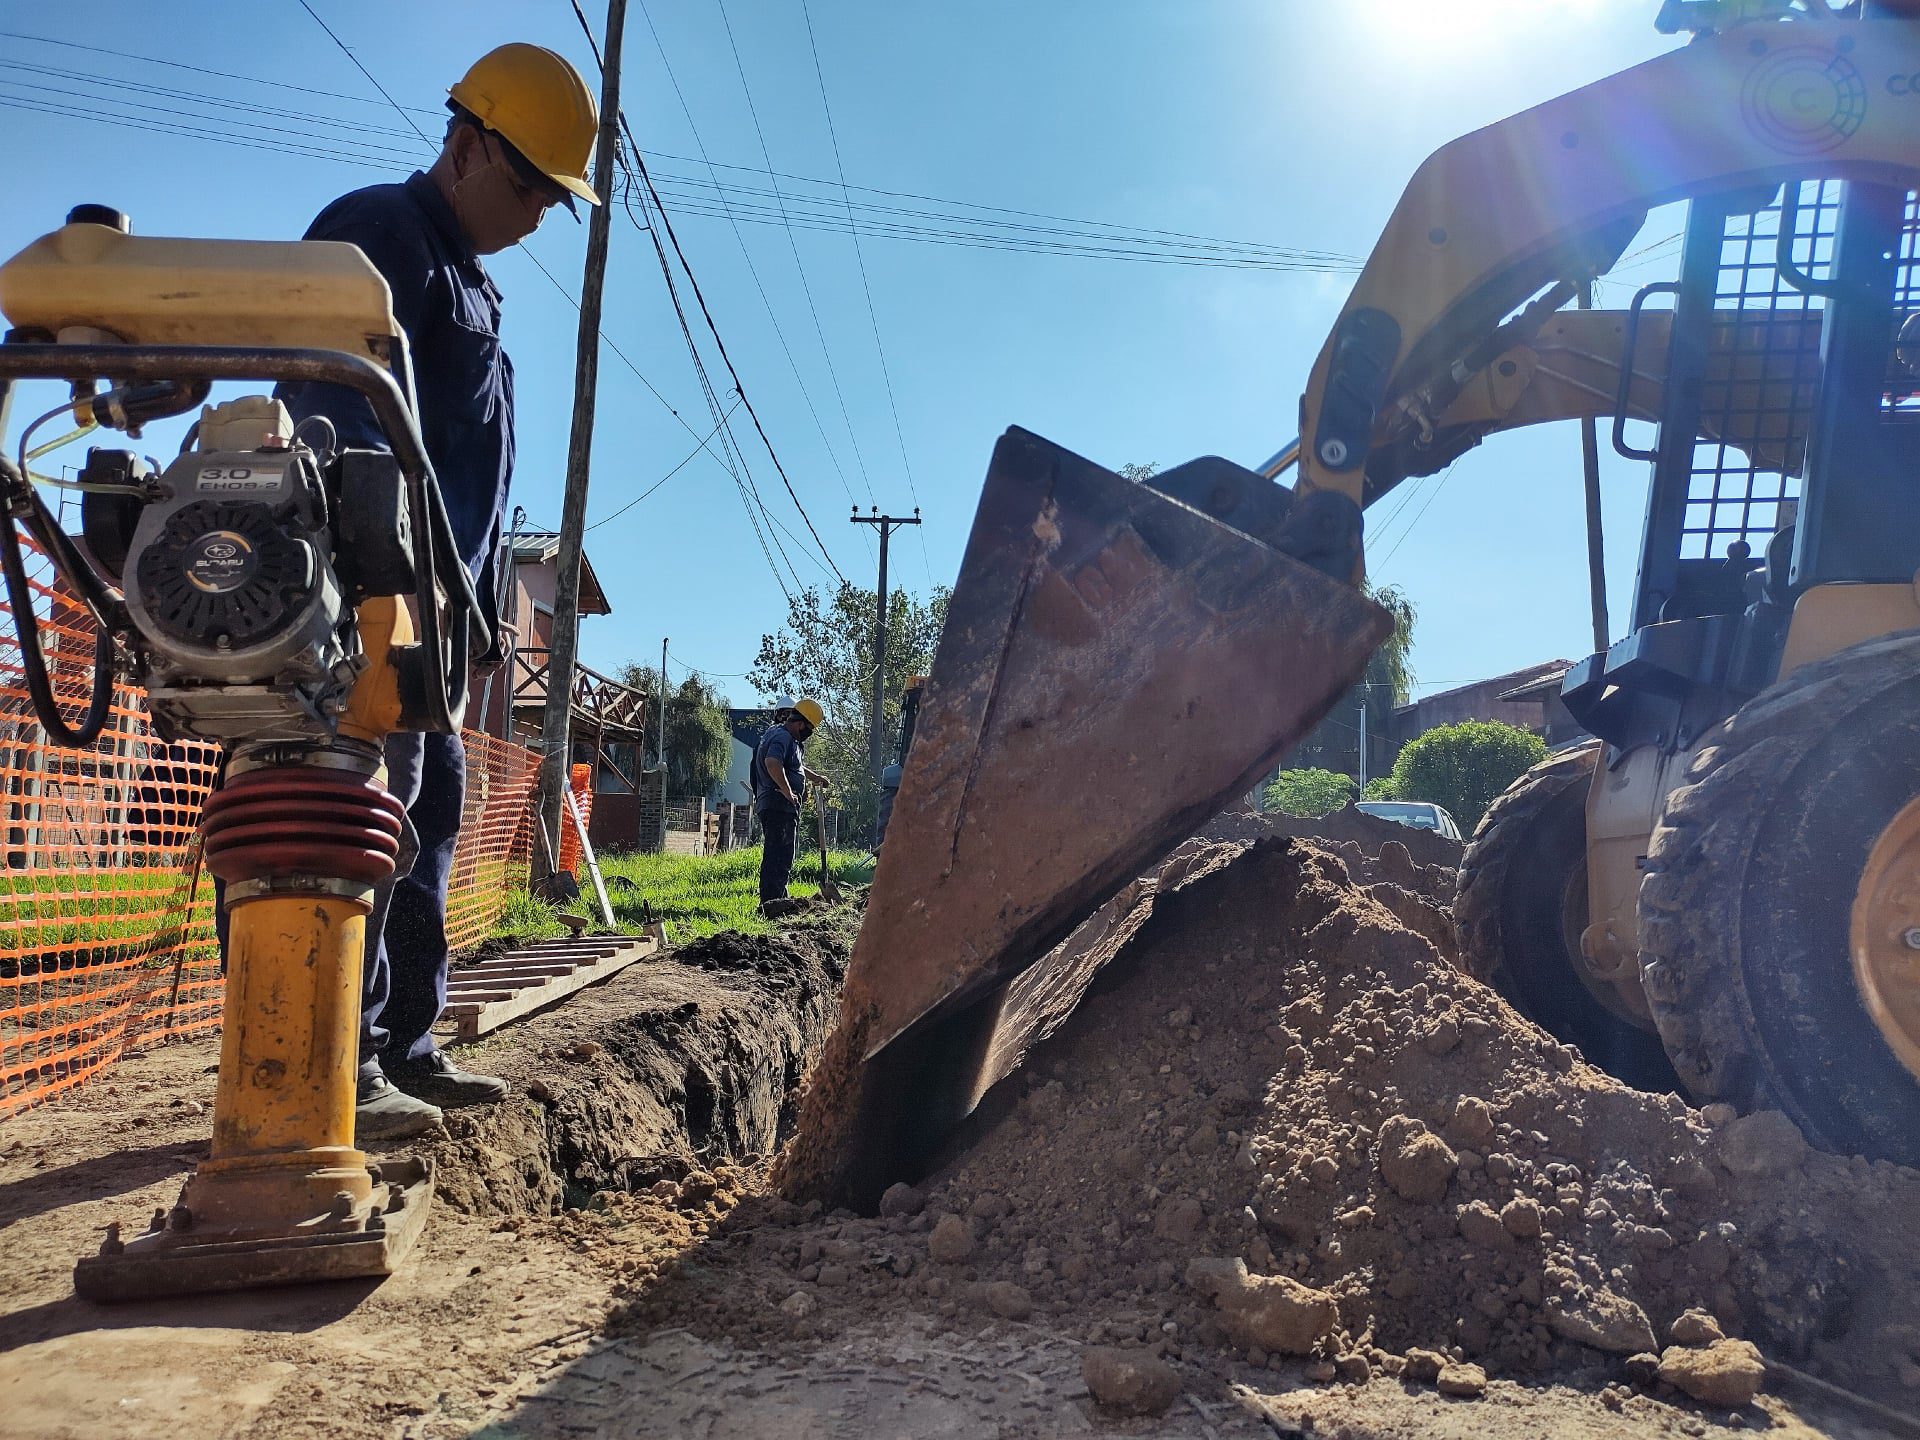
{"left": 1355, "top": 799, "right": 1462, "bottom": 841}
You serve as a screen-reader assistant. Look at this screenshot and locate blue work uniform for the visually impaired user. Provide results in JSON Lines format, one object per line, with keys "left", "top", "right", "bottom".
{"left": 272, "top": 171, "right": 514, "bottom": 1071}
{"left": 752, "top": 724, "right": 805, "bottom": 903}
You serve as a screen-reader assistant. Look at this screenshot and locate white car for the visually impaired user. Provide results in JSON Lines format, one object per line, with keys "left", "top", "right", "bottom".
{"left": 1355, "top": 799, "right": 1463, "bottom": 841}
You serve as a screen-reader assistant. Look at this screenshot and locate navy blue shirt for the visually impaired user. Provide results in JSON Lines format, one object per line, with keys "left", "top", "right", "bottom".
{"left": 277, "top": 172, "right": 514, "bottom": 609}
{"left": 752, "top": 724, "right": 804, "bottom": 816}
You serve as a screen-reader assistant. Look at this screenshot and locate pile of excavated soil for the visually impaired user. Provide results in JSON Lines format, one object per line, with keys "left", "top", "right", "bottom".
{"left": 715, "top": 832, "right": 1920, "bottom": 1417}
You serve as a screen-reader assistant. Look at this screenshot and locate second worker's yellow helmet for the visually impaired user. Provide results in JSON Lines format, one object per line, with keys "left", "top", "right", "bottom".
{"left": 449, "top": 44, "right": 601, "bottom": 207}
{"left": 792, "top": 697, "right": 825, "bottom": 728}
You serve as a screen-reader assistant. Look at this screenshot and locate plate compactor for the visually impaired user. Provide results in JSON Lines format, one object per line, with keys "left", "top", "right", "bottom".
{"left": 0, "top": 207, "right": 488, "bottom": 1299}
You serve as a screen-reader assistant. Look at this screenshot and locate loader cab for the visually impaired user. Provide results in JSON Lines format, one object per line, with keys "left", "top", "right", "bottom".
{"left": 1562, "top": 175, "right": 1920, "bottom": 753}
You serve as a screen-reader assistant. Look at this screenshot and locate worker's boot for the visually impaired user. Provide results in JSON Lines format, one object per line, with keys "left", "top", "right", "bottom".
{"left": 385, "top": 1050, "right": 510, "bottom": 1109}
{"left": 355, "top": 1066, "right": 445, "bottom": 1141}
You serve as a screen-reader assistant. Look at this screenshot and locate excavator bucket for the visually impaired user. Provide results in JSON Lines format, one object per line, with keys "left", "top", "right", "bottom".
{"left": 785, "top": 427, "right": 1391, "bottom": 1210}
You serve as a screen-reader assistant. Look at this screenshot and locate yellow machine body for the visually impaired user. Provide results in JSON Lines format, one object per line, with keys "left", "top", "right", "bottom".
{"left": 0, "top": 221, "right": 403, "bottom": 364}
{"left": 1268, "top": 3, "right": 1920, "bottom": 1158}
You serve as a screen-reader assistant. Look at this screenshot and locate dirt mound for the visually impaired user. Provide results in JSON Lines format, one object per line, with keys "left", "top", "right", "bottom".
{"left": 1202, "top": 802, "right": 1463, "bottom": 871}
{"left": 755, "top": 836, "right": 1919, "bottom": 1410}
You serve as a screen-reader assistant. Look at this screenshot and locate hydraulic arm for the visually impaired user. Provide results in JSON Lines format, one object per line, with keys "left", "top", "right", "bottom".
{"left": 1291, "top": 10, "right": 1920, "bottom": 514}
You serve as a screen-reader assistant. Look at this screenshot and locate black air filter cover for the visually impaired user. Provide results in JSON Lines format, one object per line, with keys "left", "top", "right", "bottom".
{"left": 134, "top": 500, "right": 313, "bottom": 647}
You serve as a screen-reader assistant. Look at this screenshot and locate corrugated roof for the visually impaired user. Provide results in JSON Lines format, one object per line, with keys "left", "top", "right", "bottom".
{"left": 1394, "top": 659, "right": 1572, "bottom": 718}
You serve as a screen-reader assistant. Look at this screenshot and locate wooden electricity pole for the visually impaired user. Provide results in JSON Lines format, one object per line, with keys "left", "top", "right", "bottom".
{"left": 850, "top": 506, "right": 921, "bottom": 789}
{"left": 537, "top": 0, "right": 627, "bottom": 868}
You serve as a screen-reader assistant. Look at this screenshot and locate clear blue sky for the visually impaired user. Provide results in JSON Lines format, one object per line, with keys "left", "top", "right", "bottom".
{"left": 0, "top": 1, "right": 1684, "bottom": 703}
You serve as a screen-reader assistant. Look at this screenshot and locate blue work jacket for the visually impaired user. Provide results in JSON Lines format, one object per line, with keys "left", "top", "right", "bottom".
{"left": 277, "top": 171, "right": 514, "bottom": 642}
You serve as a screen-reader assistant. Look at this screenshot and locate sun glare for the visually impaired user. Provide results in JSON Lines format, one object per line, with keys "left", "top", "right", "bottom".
{"left": 1358, "top": 0, "right": 1608, "bottom": 59}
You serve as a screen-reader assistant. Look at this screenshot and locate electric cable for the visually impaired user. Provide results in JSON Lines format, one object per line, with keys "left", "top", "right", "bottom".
{"left": 715, "top": 0, "right": 878, "bottom": 510}
{"left": 798, "top": 0, "right": 932, "bottom": 584}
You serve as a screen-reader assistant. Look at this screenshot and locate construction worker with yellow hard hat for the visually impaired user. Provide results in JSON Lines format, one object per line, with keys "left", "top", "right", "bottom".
{"left": 252, "top": 43, "right": 601, "bottom": 1141}
{"left": 753, "top": 698, "right": 831, "bottom": 913}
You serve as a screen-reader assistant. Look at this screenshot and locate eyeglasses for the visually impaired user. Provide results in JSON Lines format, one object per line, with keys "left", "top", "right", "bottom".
{"left": 483, "top": 133, "right": 565, "bottom": 214}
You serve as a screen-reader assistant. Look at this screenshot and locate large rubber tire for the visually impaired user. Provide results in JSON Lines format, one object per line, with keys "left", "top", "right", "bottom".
{"left": 1457, "top": 742, "right": 1681, "bottom": 1091}
{"left": 1640, "top": 631, "right": 1920, "bottom": 1166}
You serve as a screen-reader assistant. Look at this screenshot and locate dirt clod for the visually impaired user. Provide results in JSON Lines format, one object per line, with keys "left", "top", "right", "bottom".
{"left": 1714, "top": 1110, "right": 1809, "bottom": 1176}
{"left": 927, "top": 1212, "right": 974, "bottom": 1263}
{"left": 878, "top": 1181, "right": 925, "bottom": 1217}
{"left": 1082, "top": 1346, "right": 1182, "bottom": 1416}
{"left": 1379, "top": 1117, "right": 1458, "bottom": 1203}
{"left": 1657, "top": 1339, "right": 1766, "bottom": 1408}
{"left": 1217, "top": 1268, "right": 1341, "bottom": 1355}
{"left": 1545, "top": 1288, "right": 1659, "bottom": 1355}
{"left": 1437, "top": 1361, "right": 1489, "bottom": 1397}
{"left": 1668, "top": 1308, "right": 1726, "bottom": 1346}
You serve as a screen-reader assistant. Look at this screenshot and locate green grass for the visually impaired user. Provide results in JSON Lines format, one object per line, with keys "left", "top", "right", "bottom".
{"left": 487, "top": 845, "right": 873, "bottom": 948}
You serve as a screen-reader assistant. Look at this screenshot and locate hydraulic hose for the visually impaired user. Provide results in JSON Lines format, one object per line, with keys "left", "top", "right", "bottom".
{"left": 0, "top": 454, "right": 115, "bottom": 747}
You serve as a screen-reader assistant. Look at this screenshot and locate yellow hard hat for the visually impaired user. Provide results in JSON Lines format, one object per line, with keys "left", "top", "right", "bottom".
{"left": 449, "top": 44, "right": 601, "bottom": 208}
{"left": 792, "top": 697, "right": 825, "bottom": 728}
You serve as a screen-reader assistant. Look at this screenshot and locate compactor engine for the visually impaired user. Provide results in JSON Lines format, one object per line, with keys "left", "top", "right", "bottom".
{"left": 0, "top": 205, "right": 486, "bottom": 1300}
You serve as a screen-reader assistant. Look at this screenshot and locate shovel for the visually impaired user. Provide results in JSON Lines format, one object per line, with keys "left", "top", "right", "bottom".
{"left": 814, "top": 800, "right": 843, "bottom": 905}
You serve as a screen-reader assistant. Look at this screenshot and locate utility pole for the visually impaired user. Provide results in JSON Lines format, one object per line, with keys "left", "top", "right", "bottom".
{"left": 1357, "top": 700, "right": 1368, "bottom": 792}
{"left": 655, "top": 636, "right": 668, "bottom": 781}
{"left": 1577, "top": 279, "right": 1611, "bottom": 655}
{"left": 850, "top": 505, "right": 922, "bottom": 788}
{"left": 536, "top": 0, "right": 626, "bottom": 869}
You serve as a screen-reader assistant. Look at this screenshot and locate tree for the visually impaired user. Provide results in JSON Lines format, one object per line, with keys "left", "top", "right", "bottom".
{"left": 616, "top": 665, "right": 733, "bottom": 802}
{"left": 1263, "top": 767, "right": 1356, "bottom": 818}
{"left": 1382, "top": 719, "right": 1546, "bottom": 832}
{"left": 749, "top": 581, "right": 950, "bottom": 837}
{"left": 1287, "top": 582, "right": 1417, "bottom": 778}
{"left": 1361, "top": 776, "right": 1397, "bottom": 801}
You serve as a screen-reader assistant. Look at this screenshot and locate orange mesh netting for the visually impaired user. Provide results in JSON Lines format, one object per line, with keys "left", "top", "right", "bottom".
{"left": 444, "top": 728, "right": 541, "bottom": 956}
{"left": 2, "top": 537, "right": 541, "bottom": 1117}
{"left": 554, "top": 761, "right": 593, "bottom": 877}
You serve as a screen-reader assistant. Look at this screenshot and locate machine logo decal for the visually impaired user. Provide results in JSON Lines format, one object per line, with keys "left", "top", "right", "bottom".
{"left": 1743, "top": 46, "right": 1867, "bottom": 155}
{"left": 185, "top": 530, "right": 256, "bottom": 593}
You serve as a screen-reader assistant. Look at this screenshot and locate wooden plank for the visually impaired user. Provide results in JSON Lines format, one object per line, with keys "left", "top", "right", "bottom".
{"left": 440, "top": 934, "right": 660, "bottom": 1041}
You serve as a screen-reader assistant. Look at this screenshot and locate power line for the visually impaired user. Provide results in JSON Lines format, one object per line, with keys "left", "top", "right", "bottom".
{"left": 584, "top": 398, "right": 738, "bottom": 531}
{"left": 628, "top": 0, "right": 870, "bottom": 545}
{"left": 0, "top": 42, "right": 1367, "bottom": 270}
{"left": 0, "top": 66, "right": 1355, "bottom": 271}
{"left": 294, "top": 0, "right": 433, "bottom": 145}
{"left": 618, "top": 168, "right": 805, "bottom": 603}
{"left": 715, "top": 0, "right": 878, "bottom": 510}
{"left": 0, "top": 33, "right": 1352, "bottom": 265}
{"left": 799, "top": 0, "right": 933, "bottom": 586}
{"left": 1373, "top": 460, "right": 1462, "bottom": 573}
{"left": 571, "top": 0, "right": 849, "bottom": 588}
{"left": 283, "top": 0, "right": 787, "bottom": 600}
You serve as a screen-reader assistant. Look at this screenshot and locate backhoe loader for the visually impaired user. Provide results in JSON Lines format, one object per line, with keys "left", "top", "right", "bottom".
{"left": 798, "top": 0, "right": 1920, "bottom": 1207}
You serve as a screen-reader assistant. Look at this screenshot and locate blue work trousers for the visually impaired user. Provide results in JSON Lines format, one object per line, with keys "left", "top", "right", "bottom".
{"left": 214, "top": 729, "right": 466, "bottom": 1075}
{"left": 758, "top": 806, "right": 797, "bottom": 903}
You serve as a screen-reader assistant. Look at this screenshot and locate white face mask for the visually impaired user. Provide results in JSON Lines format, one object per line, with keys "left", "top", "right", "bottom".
{"left": 449, "top": 134, "right": 544, "bottom": 254}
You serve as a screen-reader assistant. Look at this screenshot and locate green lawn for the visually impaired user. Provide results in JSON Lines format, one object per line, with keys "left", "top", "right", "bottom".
{"left": 488, "top": 845, "right": 873, "bottom": 948}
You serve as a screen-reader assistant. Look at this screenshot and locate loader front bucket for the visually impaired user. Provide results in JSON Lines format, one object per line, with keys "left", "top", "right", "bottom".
{"left": 778, "top": 428, "right": 1390, "bottom": 1210}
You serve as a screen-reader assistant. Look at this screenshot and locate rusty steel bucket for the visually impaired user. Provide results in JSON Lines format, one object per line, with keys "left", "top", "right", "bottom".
{"left": 783, "top": 427, "right": 1390, "bottom": 1210}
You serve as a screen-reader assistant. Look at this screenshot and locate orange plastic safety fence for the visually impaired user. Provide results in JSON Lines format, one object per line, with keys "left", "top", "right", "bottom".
{"left": 444, "top": 728, "right": 541, "bottom": 956}
{"left": 1, "top": 536, "right": 542, "bottom": 1118}
{"left": 554, "top": 761, "right": 592, "bottom": 878}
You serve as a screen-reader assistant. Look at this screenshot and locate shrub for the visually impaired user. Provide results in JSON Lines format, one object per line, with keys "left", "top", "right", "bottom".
{"left": 1262, "top": 767, "right": 1356, "bottom": 819}
{"left": 1383, "top": 720, "right": 1546, "bottom": 832}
